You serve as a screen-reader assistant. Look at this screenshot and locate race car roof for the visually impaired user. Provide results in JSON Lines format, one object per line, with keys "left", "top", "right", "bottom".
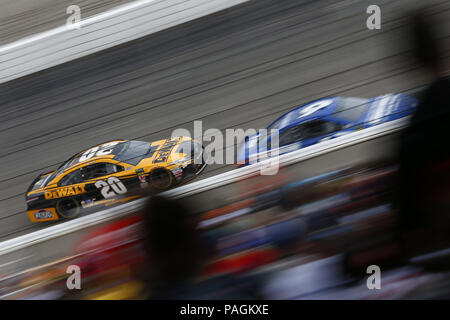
{"left": 267, "top": 97, "right": 341, "bottom": 130}
{"left": 267, "top": 97, "right": 371, "bottom": 130}
{"left": 55, "top": 140, "right": 128, "bottom": 175}
{"left": 54, "top": 139, "right": 164, "bottom": 177}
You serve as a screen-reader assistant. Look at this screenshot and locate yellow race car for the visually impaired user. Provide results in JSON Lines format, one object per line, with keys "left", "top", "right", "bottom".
{"left": 25, "top": 137, "right": 206, "bottom": 222}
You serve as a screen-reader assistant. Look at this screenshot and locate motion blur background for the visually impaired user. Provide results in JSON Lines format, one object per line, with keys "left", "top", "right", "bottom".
{"left": 1, "top": 0, "right": 450, "bottom": 299}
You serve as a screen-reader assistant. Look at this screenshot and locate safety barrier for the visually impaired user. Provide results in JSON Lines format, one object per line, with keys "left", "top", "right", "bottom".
{"left": 0, "top": 0, "right": 251, "bottom": 84}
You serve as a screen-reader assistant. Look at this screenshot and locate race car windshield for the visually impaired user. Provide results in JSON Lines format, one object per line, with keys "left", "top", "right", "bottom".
{"left": 268, "top": 112, "right": 294, "bottom": 131}
{"left": 114, "top": 140, "right": 153, "bottom": 165}
{"left": 29, "top": 172, "right": 55, "bottom": 190}
{"left": 53, "top": 151, "right": 89, "bottom": 180}
{"left": 46, "top": 159, "right": 76, "bottom": 185}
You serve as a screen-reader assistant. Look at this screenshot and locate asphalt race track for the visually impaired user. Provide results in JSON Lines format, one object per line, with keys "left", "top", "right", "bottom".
{"left": 1, "top": 0, "right": 449, "bottom": 241}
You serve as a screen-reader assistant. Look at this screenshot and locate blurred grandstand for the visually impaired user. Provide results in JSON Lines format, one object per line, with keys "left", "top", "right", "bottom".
{"left": 1, "top": 160, "right": 450, "bottom": 299}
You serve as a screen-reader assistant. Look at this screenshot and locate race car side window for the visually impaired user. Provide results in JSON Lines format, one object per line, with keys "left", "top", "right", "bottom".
{"left": 279, "top": 125, "right": 305, "bottom": 146}
{"left": 303, "top": 120, "right": 341, "bottom": 138}
{"left": 58, "top": 169, "right": 83, "bottom": 186}
{"left": 279, "top": 120, "right": 341, "bottom": 146}
{"left": 81, "top": 163, "right": 124, "bottom": 181}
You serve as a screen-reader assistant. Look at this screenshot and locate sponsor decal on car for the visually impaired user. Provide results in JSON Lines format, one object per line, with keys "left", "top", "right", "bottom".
{"left": 138, "top": 175, "right": 149, "bottom": 188}
{"left": 81, "top": 199, "right": 97, "bottom": 208}
{"left": 171, "top": 167, "right": 183, "bottom": 179}
{"left": 45, "top": 184, "right": 86, "bottom": 199}
{"left": 34, "top": 209, "right": 54, "bottom": 220}
{"left": 27, "top": 208, "right": 58, "bottom": 222}
{"left": 135, "top": 168, "right": 149, "bottom": 188}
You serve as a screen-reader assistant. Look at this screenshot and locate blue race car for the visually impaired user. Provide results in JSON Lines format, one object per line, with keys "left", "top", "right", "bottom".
{"left": 237, "top": 93, "right": 418, "bottom": 165}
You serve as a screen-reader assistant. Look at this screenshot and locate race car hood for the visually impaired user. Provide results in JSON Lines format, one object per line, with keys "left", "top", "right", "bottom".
{"left": 26, "top": 171, "right": 56, "bottom": 196}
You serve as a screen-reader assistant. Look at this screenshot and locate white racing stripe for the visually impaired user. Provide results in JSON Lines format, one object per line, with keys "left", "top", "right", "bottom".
{"left": 0, "top": 0, "right": 252, "bottom": 84}
{"left": 0, "top": 199, "right": 144, "bottom": 256}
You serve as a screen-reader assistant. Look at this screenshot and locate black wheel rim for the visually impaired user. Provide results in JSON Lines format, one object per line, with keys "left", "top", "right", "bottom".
{"left": 57, "top": 198, "right": 80, "bottom": 219}
{"left": 150, "top": 170, "right": 172, "bottom": 189}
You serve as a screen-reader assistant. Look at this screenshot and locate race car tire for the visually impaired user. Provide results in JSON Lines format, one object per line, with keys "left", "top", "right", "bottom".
{"left": 56, "top": 198, "right": 81, "bottom": 219}
{"left": 149, "top": 168, "right": 174, "bottom": 190}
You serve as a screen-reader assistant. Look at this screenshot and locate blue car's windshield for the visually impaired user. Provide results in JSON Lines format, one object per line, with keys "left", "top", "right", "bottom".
{"left": 268, "top": 112, "right": 295, "bottom": 131}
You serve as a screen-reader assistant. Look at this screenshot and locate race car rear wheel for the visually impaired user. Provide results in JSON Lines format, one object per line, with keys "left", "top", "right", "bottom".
{"left": 56, "top": 198, "right": 81, "bottom": 219}
{"left": 149, "top": 168, "right": 174, "bottom": 190}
